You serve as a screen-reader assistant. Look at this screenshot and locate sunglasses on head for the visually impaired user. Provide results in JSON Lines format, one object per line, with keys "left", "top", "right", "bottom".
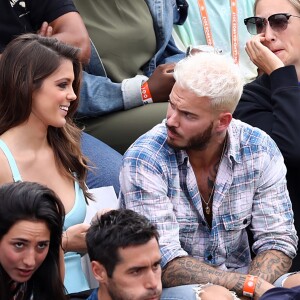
{"left": 244, "top": 13, "right": 300, "bottom": 35}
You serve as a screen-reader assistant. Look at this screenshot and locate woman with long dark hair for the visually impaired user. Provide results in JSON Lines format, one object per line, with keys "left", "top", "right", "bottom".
{"left": 0, "top": 33, "right": 93, "bottom": 295}
{"left": 0, "top": 181, "right": 66, "bottom": 300}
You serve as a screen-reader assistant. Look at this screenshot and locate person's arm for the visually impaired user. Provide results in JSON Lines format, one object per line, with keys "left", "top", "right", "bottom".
{"left": 75, "top": 71, "right": 146, "bottom": 117}
{"left": 162, "top": 256, "right": 274, "bottom": 299}
{"left": 27, "top": 0, "right": 91, "bottom": 64}
{"left": 234, "top": 65, "right": 300, "bottom": 165}
{"left": 38, "top": 13, "right": 90, "bottom": 64}
{"left": 248, "top": 139, "right": 297, "bottom": 281}
{"left": 62, "top": 223, "right": 90, "bottom": 254}
{"left": 75, "top": 63, "right": 176, "bottom": 118}
{"left": 49, "top": 12, "right": 90, "bottom": 63}
{"left": 146, "top": 63, "right": 176, "bottom": 102}
{"left": 248, "top": 250, "right": 292, "bottom": 283}
{"left": 162, "top": 190, "right": 294, "bottom": 297}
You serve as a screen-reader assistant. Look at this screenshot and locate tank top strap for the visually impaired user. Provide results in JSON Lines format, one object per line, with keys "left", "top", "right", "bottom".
{"left": 0, "top": 139, "right": 22, "bottom": 182}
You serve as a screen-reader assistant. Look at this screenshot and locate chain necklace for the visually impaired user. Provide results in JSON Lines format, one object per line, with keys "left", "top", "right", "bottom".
{"left": 200, "top": 136, "right": 227, "bottom": 215}
{"left": 201, "top": 186, "right": 215, "bottom": 215}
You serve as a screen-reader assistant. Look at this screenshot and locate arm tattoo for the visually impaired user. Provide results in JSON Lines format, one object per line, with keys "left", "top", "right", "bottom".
{"left": 249, "top": 250, "right": 292, "bottom": 283}
{"left": 162, "top": 257, "right": 248, "bottom": 296}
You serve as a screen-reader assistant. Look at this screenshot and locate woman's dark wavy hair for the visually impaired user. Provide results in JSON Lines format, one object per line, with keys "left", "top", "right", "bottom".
{"left": 0, "top": 33, "right": 91, "bottom": 201}
{"left": 0, "top": 181, "right": 66, "bottom": 300}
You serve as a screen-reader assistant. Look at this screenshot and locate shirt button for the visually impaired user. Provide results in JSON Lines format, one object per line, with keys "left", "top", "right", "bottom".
{"left": 243, "top": 219, "right": 248, "bottom": 225}
{"left": 207, "top": 254, "right": 213, "bottom": 261}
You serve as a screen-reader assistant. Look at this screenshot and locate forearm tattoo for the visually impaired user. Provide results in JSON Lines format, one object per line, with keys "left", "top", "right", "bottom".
{"left": 162, "top": 257, "right": 247, "bottom": 296}
{"left": 248, "top": 250, "right": 292, "bottom": 283}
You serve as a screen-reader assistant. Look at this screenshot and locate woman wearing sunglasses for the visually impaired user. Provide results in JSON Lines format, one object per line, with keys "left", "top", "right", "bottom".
{"left": 234, "top": 0, "right": 300, "bottom": 272}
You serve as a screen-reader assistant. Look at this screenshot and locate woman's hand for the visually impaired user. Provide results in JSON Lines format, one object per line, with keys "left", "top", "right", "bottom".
{"left": 90, "top": 208, "right": 113, "bottom": 224}
{"left": 245, "top": 34, "right": 284, "bottom": 75}
{"left": 62, "top": 223, "right": 90, "bottom": 254}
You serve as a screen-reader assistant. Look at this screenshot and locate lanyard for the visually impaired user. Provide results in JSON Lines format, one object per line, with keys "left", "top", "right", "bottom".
{"left": 197, "top": 0, "right": 239, "bottom": 64}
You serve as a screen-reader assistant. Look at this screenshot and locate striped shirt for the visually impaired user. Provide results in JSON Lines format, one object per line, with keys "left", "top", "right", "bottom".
{"left": 120, "top": 119, "right": 297, "bottom": 272}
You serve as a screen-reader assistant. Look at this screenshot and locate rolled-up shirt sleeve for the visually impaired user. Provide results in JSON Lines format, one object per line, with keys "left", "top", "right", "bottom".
{"left": 119, "top": 145, "right": 188, "bottom": 268}
{"left": 251, "top": 145, "right": 298, "bottom": 258}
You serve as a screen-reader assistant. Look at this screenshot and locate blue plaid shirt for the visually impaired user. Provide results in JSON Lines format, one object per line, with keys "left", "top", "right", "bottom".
{"left": 120, "top": 119, "right": 297, "bottom": 272}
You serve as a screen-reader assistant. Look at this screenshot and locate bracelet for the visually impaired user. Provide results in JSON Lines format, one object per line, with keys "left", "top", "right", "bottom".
{"left": 141, "top": 81, "right": 153, "bottom": 105}
{"left": 243, "top": 275, "right": 258, "bottom": 298}
{"left": 62, "top": 231, "right": 68, "bottom": 253}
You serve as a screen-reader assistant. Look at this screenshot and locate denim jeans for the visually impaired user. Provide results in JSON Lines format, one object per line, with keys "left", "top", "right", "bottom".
{"left": 81, "top": 132, "right": 122, "bottom": 194}
{"left": 161, "top": 285, "right": 198, "bottom": 300}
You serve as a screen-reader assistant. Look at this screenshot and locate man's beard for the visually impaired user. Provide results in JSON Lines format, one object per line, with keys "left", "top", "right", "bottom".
{"left": 167, "top": 122, "right": 213, "bottom": 151}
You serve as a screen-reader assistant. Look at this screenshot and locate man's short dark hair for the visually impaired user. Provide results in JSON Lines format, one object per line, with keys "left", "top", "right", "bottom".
{"left": 86, "top": 209, "right": 159, "bottom": 277}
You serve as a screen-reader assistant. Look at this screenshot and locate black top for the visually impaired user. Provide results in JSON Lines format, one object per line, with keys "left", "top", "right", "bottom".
{"left": 0, "top": 0, "right": 77, "bottom": 52}
{"left": 234, "top": 65, "right": 300, "bottom": 271}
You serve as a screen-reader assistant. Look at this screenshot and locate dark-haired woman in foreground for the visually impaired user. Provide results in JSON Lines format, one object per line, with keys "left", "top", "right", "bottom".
{"left": 0, "top": 181, "right": 66, "bottom": 300}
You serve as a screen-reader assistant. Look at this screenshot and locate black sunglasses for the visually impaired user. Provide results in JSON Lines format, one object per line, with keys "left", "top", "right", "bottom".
{"left": 244, "top": 13, "right": 300, "bottom": 35}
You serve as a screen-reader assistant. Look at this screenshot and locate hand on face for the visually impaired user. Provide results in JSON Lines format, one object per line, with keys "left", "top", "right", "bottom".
{"left": 245, "top": 34, "right": 284, "bottom": 75}
{"left": 147, "top": 63, "right": 176, "bottom": 103}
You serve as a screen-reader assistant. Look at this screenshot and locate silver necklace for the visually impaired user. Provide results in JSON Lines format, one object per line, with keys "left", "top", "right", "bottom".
{"left": 200, "top": 137, "right": 227, "bottom": 215}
